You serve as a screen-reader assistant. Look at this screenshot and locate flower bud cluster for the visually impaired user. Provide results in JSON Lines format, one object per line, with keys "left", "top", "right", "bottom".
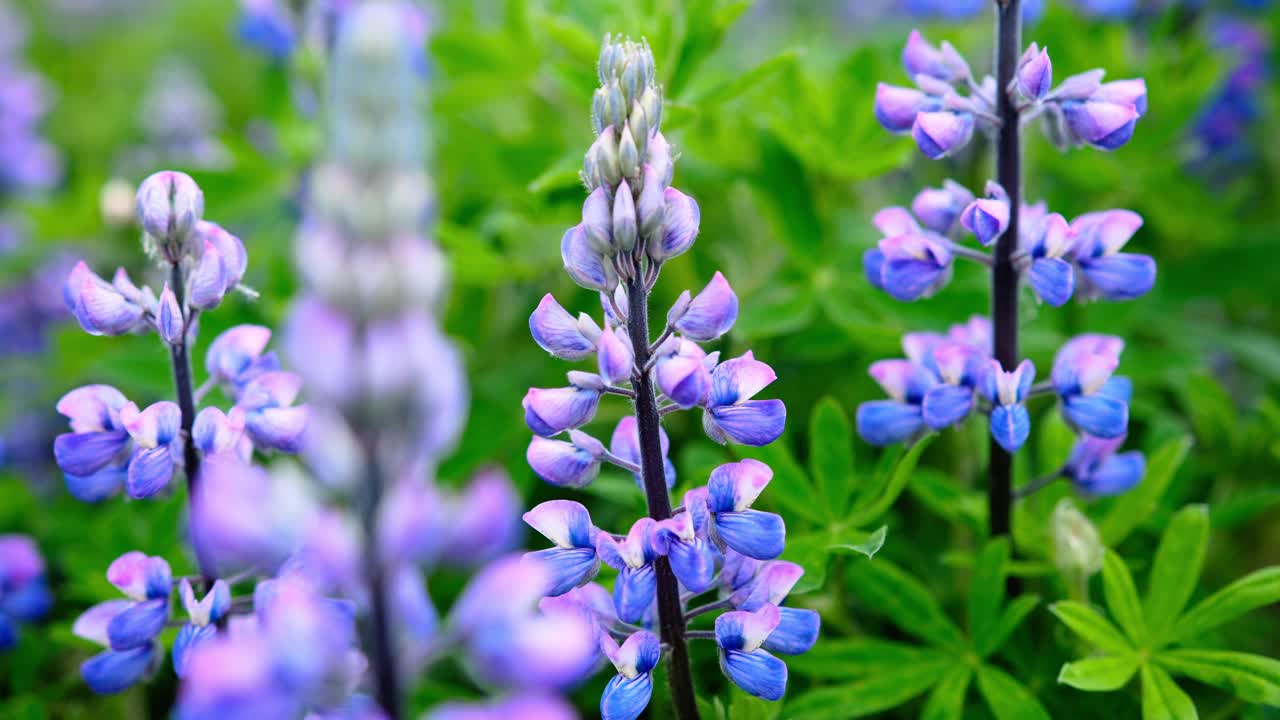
{"left": 875, "top": 31, "right": 1147, "bottom": 158}
{"left": 860, "top": 30, "right": 1154, "bottom": 500}
{"left": 523, "top": 35, "right": 813, "bottom": 717}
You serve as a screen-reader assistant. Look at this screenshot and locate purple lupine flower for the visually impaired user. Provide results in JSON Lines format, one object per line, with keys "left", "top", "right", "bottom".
{"left": 529, "top": 294, "right": 599, "bottom": 361}
{"left": 596, "top": 518, "right": 659, "bottom": 624}
{"left": 1068, "top": 209, "right": 1155, "bottom": 301}
{"left": 73, "top": 552, "right": 172, "bottom": 694}
{"left": 599, "top": 631, "right": 661, "bottom": 720}
{"left": 701, "top": 460, "right": 785, "bottom": 560}
{"left": 1059, "top": 82, "right": 1143, "bottom": 151}
{"left": 960, "top": 182, "right": 1011, "bottom": 247}
{"left": 912, "top": 110, "right": 975, "bottom": 160}
{"left": 703, "top": 352, "right": 787, "bottom": 446}
{"left": 523, "top": 500, "right": 601, "bottom": 596}
{"left": 865, "top": 206, "right": 955, "bottom": 301}
{"left": 53, "top": 384, "right": 132, "bottom": 500}
{"left": 728, "top": 560, "right": 820, "bottom": 655}
{"left": 610, "top": 416, "right": 676, "bottom": 489}
{"left": 135, "top": 170, "right": 205, "bottom": 257}
{"left": 119, "top": 400, "right": 183, "bottom": 497}
{"left": 1016, "top": 43, "right": 1053, "bottom": 103}
{"left": 981, "top": 359, "right": 1036, "bottom": 453}
{"left": 172, "top": 579, "right": 230, "bottom": 677}
{"left": 63, "top": 261, "right": 148, "bottom": 336}
{"left": 206, "top": 324, "right": 279, "bottom": 389}
{"left": 1052, "top": 335, "right": 1129, "bottom": 438}
{"left": 1063, "top": 434, "right": 1145, "bottom": 496}
{"left": 235, "top": 371, "right": 309, "bottom": 453}
{"left": 0, "top": 535, "right": 52, "bottom": 650}
{"left": 670, "top": 271, "right": 738, "bottom": 341}
{"left": 188, "top": 222, "right": 248, "bottom": 310}
{"left": 237, "top": 0, "right": 297, "bottom": 61}
{"left": 874, "top": 83, "right": 936, "bottom": 134}
{"left": 858, "top": 360, "right": 934, "bottom": 445}
{"left": 527, "top": 431, "right": 605, "bottom": 488}
{"left": 653, "top": 338, "right": 713, "bottom": 410}
{"left": 902, "top": 30, "right": 970, "bottom": 83}
{"left": 653, "top": 510, "right": 717, "bottom": 594}
{"left": 1019, "top": 211, "right": 1075, "bottom": 306}
{"left": 911, "top": 180, "right": 973, "bottom": 235}
{"left": 523, "top": 374, "right": 603, "bottom": 437}
{"left": 715, "top": 604, "right": 788, "bottom": 700}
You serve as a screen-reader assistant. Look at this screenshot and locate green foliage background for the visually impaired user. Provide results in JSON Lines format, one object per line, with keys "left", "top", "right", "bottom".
{"left": 1, "top": 0, "right": 1278, "bottom": 717}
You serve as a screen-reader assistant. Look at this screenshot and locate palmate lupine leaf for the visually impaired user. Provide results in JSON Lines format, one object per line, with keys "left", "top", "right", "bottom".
{"left": 975, "top": 665, "right": 1052, "bottom": 720}
{"left": 1101, "top": 550, "right": 1147, "bottom": 645}
{"left": 1173, "top": 566, "right": 1280, "bottom": 642}
{"left": 918, "top": 665, "right": 972, "bottom": 720}
{"left": 1098, "top": 436, "right": 1192, "bottom": 546}
{"left": 1154, "top": 649, "right": 1280, "bottom": 706}
{"left": 1143, "top": 505, "right": 1209, "bottom": 640}
{"left": 810, "top": 397, "right": 857, "bottom": 521}
{"left": 1139, "top": 665, "right": 1197, "bottom": 720}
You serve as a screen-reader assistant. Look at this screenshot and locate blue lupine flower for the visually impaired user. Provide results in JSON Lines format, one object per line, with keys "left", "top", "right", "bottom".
{"left": 1060, "top": 84, "right": 1143, "bottom": 151}
{"left": 235, "top": 371, "right": 309, "bottom": 453}
{"left": 599, "top": 631, "right": 661, "bottom": 720}
{"left": 729, "top": 560, "right": 820, "bottom": 655}
{"left": 1052, "top": 335, "right": 1129, "bottom": 438}
{"left": 1020, "top": 211, "right": 1075, "bottom": 306}
{"left": 596, "top": 518, "right": 660, "bottom": 624}
{"left": 172, "top": 578, "right": 230, "bottom": 677}
{"left": 1016, "top": 43, "right": 1053, "bottom": 103}
{"left": 188, "top": 222, "right": 248, "bottom": 311}
{"left": 529, "top": 293, "right": 598, "bottom": 361}
{"left": 911, "top": 180, "right": 973, "bottom": 235}
{"left": 858, "top": 359, "right": 934, "bottom": 445}
{"left": 902, "top": 30, "right": 971, "bottom": 83}
{"left": 866, "top": 207, "right": 955, "bottom": 301}
{"left": 701, "top": 459, "right": 786, "bottom": 561}
{"left": 192, "top": 406, "right": 251, "bottom": 460}
{"left": 702, "top": 352, "right": 787, "bottom": 446}
{"left": 135, "top": 171, "right": 205, "bottom": 253}
{"left": 73, "top": 552, "right": 172, "bottom": 694}
{"left": 523, "top": 500, "right": 601, "bottom": 596}
{"left": 960, "top": 182, "right": 1011, "bottom": 247}
{"left": 610, "top": 416, "right": 676, "bottom": 489}
{"left": 157, "top": 284, "right": 183, "bottom": 345}
{"left": 1064, "top": 434, "right": 1145, "bottom": 496}
{"left": 119, "top": 400, "right": 183, "bottom": 498}
{"left": 237, "top": 0, "right": 296, "bottom": 61}
{"left": 981, "top": 359, "right": 1035, "bottom": 453}
{"left": 671, "top": 271, "right": 738, "bottom": 342}
{"left": 715, "top": 604, "right": 788, "bottom": 701}
{"left": 654, "top": 338, "right": 713, "bottom": 409}
{"left": 597, "top": 323, "right": 634, "bottom": 384}
{"left": 53, "top": 384, "right": 133, "bottom": 501}
{"left": 0, "top": 535, "right": 51, "bottom": 650}
{"left": 63, "top": 261, "right": 148, "bottom": 336}
{"left": 1069, "top": 209, "right": 1155, "bottom": 301}
{"left": 527, "top": 431, "right": 605, "bottom": 488}
{"left": 523, "top": 375, "right": 603, "bottom": 437}
{"left": 654, "top": 510, "right": 717, "bottom": 594}
{"left": 912, "top": 110, "right": 975, "bottom": 160}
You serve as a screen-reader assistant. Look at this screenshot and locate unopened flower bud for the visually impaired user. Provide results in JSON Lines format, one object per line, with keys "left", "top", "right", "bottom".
{"left": 637, "top": 164, "right": 665, "bottom": 242}
{"left": 582, "top": 187, "right": 614, "bottom": 254}
{"left": 629, "top": 101, "right": 651, "bottom": 155}
{"left": 618, "top": 125, "right": 640, "bottom": 180}
{"left": 647, "top": 132, "right": 673, "bottom": 188}
{"left": 136, "top": 171, "right": 204, "bottom": 260}
{"left": 589, "top": 126, "right": 622, "bottom": 189}
{"left": 1016, "top": 43, "right": 1053, "bottom": 102}
{"left": 612, "top": 179, "right": 637, "bottom": 252}
{"left": 606, "top": 83, "right": 627, "bottom": 133}
{"left": 591, "top": 88, "right": 608, "bottom": 136}
{"left": 911, "top": 111, "right": 974, "bottom": 159}
{"left": 157, "top": 283, "right": 184, "bottom": 345}
{"left": 1051, "top": 499, "right": 1103, "bottom": 582}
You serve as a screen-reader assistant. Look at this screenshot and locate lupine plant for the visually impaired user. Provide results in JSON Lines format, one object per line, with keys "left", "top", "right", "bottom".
{"left": 521, "top": 35, "right": 817, "bottom": 720}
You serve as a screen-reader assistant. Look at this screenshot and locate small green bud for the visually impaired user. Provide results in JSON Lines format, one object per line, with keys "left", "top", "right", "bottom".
{"left": 618, "top": 123, "right": 640, "bottom": 181}
{"left": 640, "top": 86, "right": 663, "bottom": 135}
{"left": 591, "top": 88, "right": 608, "bottom": 136}
{"left": 629, "top": 101, "right": 650, "bottom": 157}
{"left": 1052, "top": 499, "right": 1104, "bottom": 584}
{"left": 606, "top": 83, "right": 627, "bottom": 134}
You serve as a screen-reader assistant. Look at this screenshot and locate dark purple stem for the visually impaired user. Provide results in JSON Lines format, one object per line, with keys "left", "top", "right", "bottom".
{"left": 624, "top": 273, "right": 701, "bottom": 720}
{"left": 356, "top": 436, "right": 402, "bottom": 720}
{"left": 991, "top": 0, "right": 1021, "bottom": 589}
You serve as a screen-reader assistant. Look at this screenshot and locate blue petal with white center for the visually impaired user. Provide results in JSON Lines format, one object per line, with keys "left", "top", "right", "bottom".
{"left": 1029, "top": 257, "right": 1074, "bottom": 306}
{"left": 989, "top": 404, "right": 1031, "bottom": 453}
{"left": 600, "top": 674, "right": 654, "bottom": 720}
{"left": 171, "top": 623, "right": 216, "bottom": 677}
{"left": 714, "top": 510, "right": 785, "bottom": 561}
{"left": 856, "top": 400, "right": 925, "bottom": 446}
{"left": 763, "top": 607, "right": 821, "bottom": 655}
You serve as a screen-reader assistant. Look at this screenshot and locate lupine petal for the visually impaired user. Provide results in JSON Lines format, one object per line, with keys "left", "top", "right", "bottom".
{"left": 735, "top": 561, "right": 805, "bottom": 610}
{"left": 863, "top": 248, "right": 886, "bottom": 291}
{"left": 1079, "top": 451, "right": 1145, "bottom": 495}
{"left": 676, "top": 272, "right": 738, "bottom": 341}
{"left": 1095, "top": 78, "right": 1147, "bottom": 116}
{"left": 667, "top": 538, "right": 717, "bottom": 594}
{"left": 1098, "top": 376, "right": 1133, "bottom": 403}
{"left": 206, "top": 325, "right": 272, "bottom": 384}
{"left": 53, "top": 431, "right": 129, "bottom": 477}
{"left": 605, "top": 630, "right": 662, "bottom": 677}
{"left": 107, "top": 598, "right": 168, "bottom": 650}
{"left": 989, "top": 404, "right": 1031, "bottom": 453}
{"left": 597, "top": 327, "right": 634, "bottom": 384}
{"left": 716, "top": 604, "right": 782, "bottom": 652}
{"left": 192, "top": 407, "right": 246, "bottom": 456}
{"left": 873, "top": 207, "right": 921, "bottom": 237}
{"left": 126, "top": 445, "right": 175, "bottom": 499}
{"left": 1063, "top": 393, "right": 1128, "bottom": 439}
{"left": 562, "top": 224, "right": 611, "bottom": 291}
{"left": 874, "top": 83, "right": 930, "bottom": 133}
{"left": 121, "top": 401, "right": 182, "bottom": 447}
{"left": 921, "top": 384, "right": 974, "bottom": 430}
{"left": 960, "top": 197, "right": 1011, "bottom": 247}
{"left": 189, "top": 241, "right": 228, "bottom": 310}
{"left": 56, "top": 385, "right": 128, "bottom": 433}
{"left": 656, "top": 353, "right": 710, "bottom": 409}
{"left": 856, "top": 400, "right": 924, "bottom": 446}
{"left": 763, "top": 607, "right": 820, "bottom": 655}
{"left": 612, "top": 566, "right": 656, "bottom": 624}
{"left": 912, "top": 111, "right": 974, "bottom": 159}
{"left": 1029, "top": 257, "right": 1074, "bottom": 306}
{"left": 245, "top": 405, "right": 310, "bottom": 452}
{"left": 582, "top": 187, "right": 613, "bottom": 254}
{"left": 911, "top": 181, "right": 972, "bottom": 234}
{"left": 710, "top": 354, "right": 777, "bottom": 406}
{"left": 81, "top": 645, "right": 156, "bottom": 694}
{"left": 71, "top": 273, "right": 144, "bottom": 335}
{"left": 721, "top": 648, "right": 788, "bottom": 701}
{"left": 523, "top": 386, "right": 601, "bottom": 437}
{"left": 157, "top": 284, "right": 184, "bottom": 344}
{"left": 1079, "top": 253, "right": 1156, "bottom": 300}
{"left": 600, "top": 673, "right": 654, "bottom": 720}
{"left": 661, "top": 188, "right": 700, "bottom": 259}
{"left": 707, "top": 458, "right": 772, "bottom": 512}
{"left": 524, "top": 500, "right": 595, "bottom": 549}
{"left": 1063, "top": 100, "right": 1138, "bottom": 148}
{"left": 73, "top": 600, "right": 133, "bottom": 647}
{"left": 881, "top": 257, "right": 947, "bottom": 301}
{"left": 714, "top": 510, "right": 785, "bottom": 561}
{"left": 172, "top": 623, "right": 217, "bottom": 677}
{"left": 530, "top": 294, "right": 595, "bottom": 361}
{"left": 527, "top": 437, "right": 600, "bottom": 488}
{"left": 707, "top": 400, "right": 786, "bottom": 446}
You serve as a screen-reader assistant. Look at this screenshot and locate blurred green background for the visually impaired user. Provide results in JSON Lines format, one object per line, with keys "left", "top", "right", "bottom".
{"left": 1, "top": 0, "right": 1277, "bottom": 717}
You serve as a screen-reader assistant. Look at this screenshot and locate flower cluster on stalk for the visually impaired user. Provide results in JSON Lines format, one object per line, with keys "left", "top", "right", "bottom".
{"left": 0, "top": 534, "right": 51, "bottom": 650}
{"left": 860, "top": 29, "right": 1155, "bottom": 497}
{"left": 522, "top": 35, "right": 817, "bottom": 719}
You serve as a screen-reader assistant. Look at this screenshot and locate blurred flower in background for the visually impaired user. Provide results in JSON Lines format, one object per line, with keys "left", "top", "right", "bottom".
{"left": 117, "top": 60, "right": 232, "bottom": 174}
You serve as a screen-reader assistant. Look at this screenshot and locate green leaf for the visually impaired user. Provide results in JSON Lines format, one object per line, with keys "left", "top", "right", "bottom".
{"left": 975, "top": 665, "right": 1052, "bottom": 720}
{"left": 1174, "top": 567, "right": 1280, "bottom": 641}
{"left": 1050, "top": 601, "right": 1134, "bottom": 654}
{"left": 1140, "top": 665, "right": 1198, "bottom": 720}
{"left": 786, "top": 639, "right": 951, "bottom": 679}
{"left": 828, "top": 525, "right": 887, "bottom": 559}
{"left": 979, "top": 594, "right": 1041, "bottom": 658}
{"left": 727, "top": 688, "right": 781, "bottom": 720}
{"left": 920, "top": 665, "right": 972, "bottom": 720}
{"left": 1102, "top": 551, "right": 1147, "bottom": 646}
{"left": 784, "top": 659, "right": 954, "bottom": 719}
{"left": 809, "top": 396, "right": 856, "bottom": 519}
{"left": 1144, "top": 505, "right": 1209, "bottom": 639}
{"left": 682, "top": 50, "right": 800, "bottom": 114}
{"left": 1156, "top": 649, "right": 1280, "bottom": 706}
{"left": 847, "top": 436, "right": 933, "bottom": 527}
{"left": 780, "top": 532, "right": 831, "bottom": 594}
{"left": 1100, "top": 436, "right": 1193, "bottom": 545}
{"left": 1058, "top": 655, "right": 1143, "bottom": 691}
{"left": 848, "top": 558, "right": 966, "bottom": 651}
{"left": 734, "top": 440, "right": 825, "bottom": 525}
{"left": 967, "top": 538, "right": 1010, "bottom": 648}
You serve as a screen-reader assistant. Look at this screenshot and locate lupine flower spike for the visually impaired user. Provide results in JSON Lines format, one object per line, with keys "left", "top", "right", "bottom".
{"left": 521, "top": 34, "right": 813, "bottom": 716}
{"left": 860, "top": 16, "right": 1156, "bottom": 538}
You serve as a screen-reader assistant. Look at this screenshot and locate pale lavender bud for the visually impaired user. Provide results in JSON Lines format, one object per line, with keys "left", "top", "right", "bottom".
{"left": 561, "top": 225, "right": 614, "bottom": 292}
{"left": 960, "top": 183, "right": 1011, "bottom": 246}
{"left": 1049, "top": 69, "right": 1106, "bottom": 101}
{"left": 902, "top": 30, "right": 970, "bottom": 82}
{"left": 1062, "top": 98, "right": 1139, "bottom": 151}
{"left": 656, "top": 187, "right": 699, "bottom": 261}
{"left": 911, "top": 111, "right": 974, "bottom": 159}
{"left": 666, "top": 290, "right": 692, "bottom": 328}
{"left": 588, "top": 126, "right": 622, "bottom": 189}
{"left": 674, "top": 272, "right": 738, "bottom": 342}
{"left": 157, "top": 283, "right": 183, "bottom": 345}
{"left": 910, "top": 180, "right": 973, "bottom": 234}
{"left": 135, "top": 171, "right": 204, "bottom": 256}
{"left": 582, "top": 187, "right": 614, "bottom": 255}
{"left": 637, "top": 164, "right": 665, "bottom": 242}
{"left": 1016, "top": 44, "right": 1052, "bottom": 102}
{"left": 65, "top": 262, "right": 145, "bottom": 336}
{"left": 612, "top": 179, "right": 637, "bottom": 252}
{"left": 874, "top": 83, "right": 932, "bottom": 134}
{"left": 597, "top": 325, "right": 634, "bottom": 385}
{"left": 647, "top": 132, "right": 673, "bottom": 188}
{"left": 618, "top": 125, "right": 640, "bottom": 180}
{"left": 530, "top": 294, "right": 596, "bottom": 361}
{"left": 1093, "top": 78, "right": 1147, "bottom": 117}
